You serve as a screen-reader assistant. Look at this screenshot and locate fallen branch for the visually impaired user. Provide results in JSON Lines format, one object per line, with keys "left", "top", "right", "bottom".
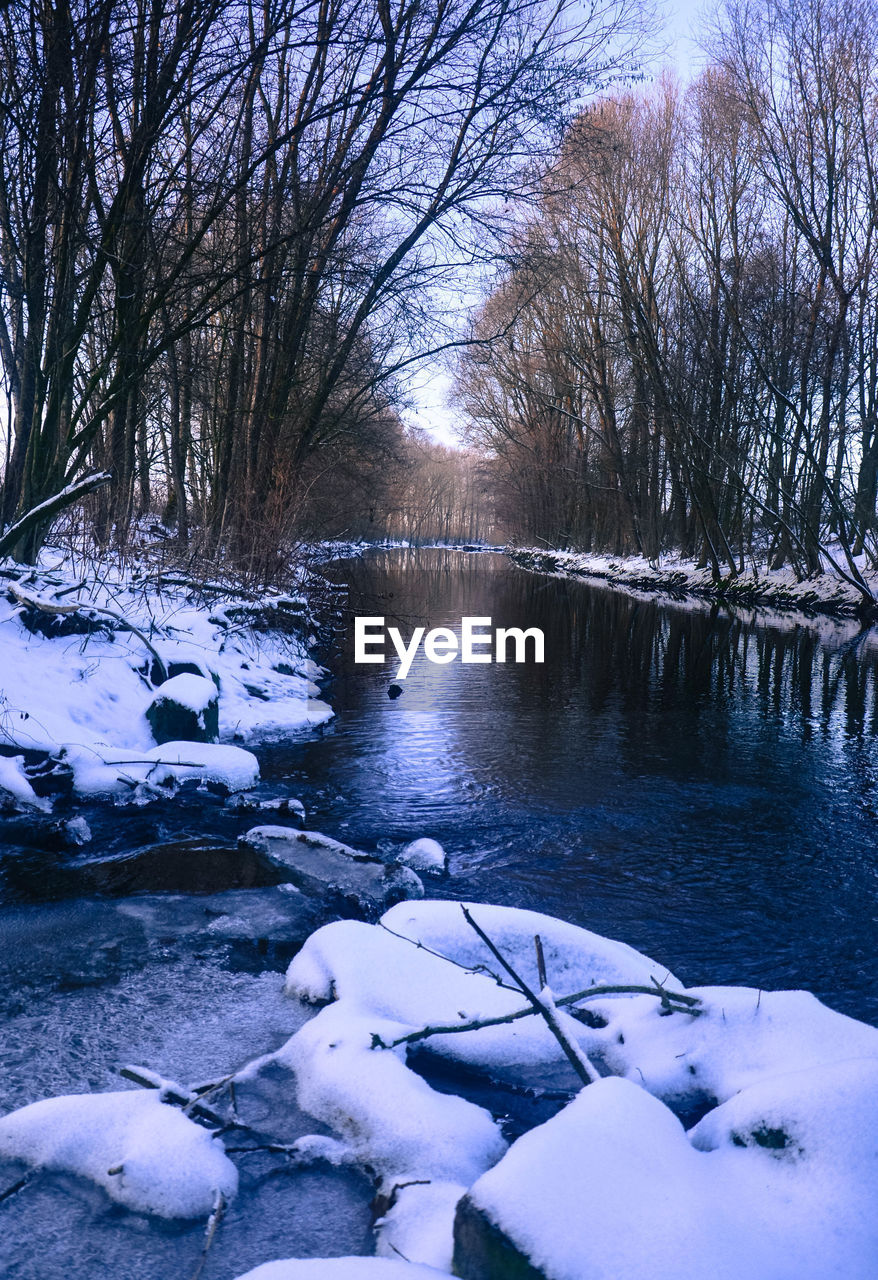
{"left": 0, "top": 471, "right": 111, "bottom": 559}
{"left": 0, "top": 1170, "right": 34, "bottom": 1206}
{"left": 6, "top": 580, "right": 168, "bottom": 682}
{"left": 378, "top": 980, "right": 700, "bottom": 1051}
{"left": 190, "top": 1190, "right": 226, "bottom": 1280}
{"left": 460, "top": 905, "right": 598, "bottom": 1087}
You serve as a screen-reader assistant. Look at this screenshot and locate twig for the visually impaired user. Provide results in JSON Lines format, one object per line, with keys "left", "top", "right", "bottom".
{"left": 0, "top": 1170, "right": 34, "bottom": 1206}
{"left": 460, "top": 905, "right": 598, "bottom": 1087}
{"left": 189, "top": 1191, "right": 226, "bottom": 1280}
{"left": 534, "top": 934, "right": 547, "bottom": 989}
{"left": 378, "top": 980, "right": 701, "bottom": 1051}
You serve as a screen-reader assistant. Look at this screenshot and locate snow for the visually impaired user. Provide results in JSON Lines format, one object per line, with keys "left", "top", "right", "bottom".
{"left": 234, "top": 1260, "right": 447, "bottom": 1280}
{"left": 0, "top": 559, "right": 332, "bottom": 801}
{"left": 0, "top": 1089, "right": 238, "bottom": 1218}
{"left": 150, "top": 672, "right": 216, "bottom": 713}
{"left": 585, "top": 984, "right": 878, "bottom": 1107}
{"left": 275, "top": 1001, "right": 507, "bottom": 1186}
{"left": 375, "top": 1180, "right": 465, "bottom": 1271}
{"left": 380, "top": 899, "right": 675, "bottom": 1008}
{"left": 399, "top": 837, "right": 447, "bottom": 873}
{"left": 61, "top": 741, "right": 260, "bottom": 795}
{"left": 466, "top": 1060, "right": 878, "bottom": 1279}
{"left": 0, "top": 754, "right": 50, "bottom": 811}
{"left": 512, "top": 546, "right": 877, "bottom": 620}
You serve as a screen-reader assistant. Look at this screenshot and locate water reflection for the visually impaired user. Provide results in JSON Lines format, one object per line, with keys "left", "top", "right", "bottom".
{"left": 264, "top": 549, "right": 878, "bottom": 1023}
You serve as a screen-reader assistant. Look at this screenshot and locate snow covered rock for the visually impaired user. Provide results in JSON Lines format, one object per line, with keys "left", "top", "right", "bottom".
{"left": 276, "top": 1002, "right": 507, "bottom": 1187}
{"left": 381, "top": 900, "right": 675, "bottom": 997}
{"left": 0, "top": 753, "right": 51, "bottom": 812}
{"left": 0, "top": 1089, "right": 237, "bottom": 1218}
{"left": 241, "top": 827, "right": 423, "bottom": 916}
{"left": 584, "top": 984, "right": 878, "bottom": 1111}
{"left": 234, "top": 1259, "right": 447, "bottom": 1279}
{"left": 399, "top": 837, "right": 447, "bottom": 873}
{"left": 455, "top": 1063, "right": 878, "bottom": 1280}
{"left": 146, "top": 672, "right": 219, "bottom": 744}
{"left": 64, "top": 740, "right": 259, "bottom": 795}
{"left": 375, "top": 1179, "right": 467, "bottom": 1271}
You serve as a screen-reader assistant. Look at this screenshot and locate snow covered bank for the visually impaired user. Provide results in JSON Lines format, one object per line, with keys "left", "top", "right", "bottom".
{"left": 0, "top": 556, "right": 332, "bottom": 803}
{"left": 510, "top": 547, "right": 878, "bottom": 620}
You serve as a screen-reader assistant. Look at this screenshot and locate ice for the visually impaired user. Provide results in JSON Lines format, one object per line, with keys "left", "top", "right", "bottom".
{"left": 0, "top": 753, "right": 51, "bottom": 811}
{"left": 244, "top": 827, "right": 424, "bottom": 914}
{"left": 0, "top": 1090, "right": 237, "bottom": 1218}
{"left": 235, "top": 1260, "right": 448, "bottom": 1279}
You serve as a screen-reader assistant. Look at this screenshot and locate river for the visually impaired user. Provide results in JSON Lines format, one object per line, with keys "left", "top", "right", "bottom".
{"left": 2, "top": 546, "right": 878, "bottom": 1277}
{"left": 271, "top": 548, "right": 878, "bottom": 1024}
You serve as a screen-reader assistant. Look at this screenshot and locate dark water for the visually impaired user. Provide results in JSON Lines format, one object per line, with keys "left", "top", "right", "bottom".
{"left": 263, "top": 548, "right": 878, "bottom": 1024}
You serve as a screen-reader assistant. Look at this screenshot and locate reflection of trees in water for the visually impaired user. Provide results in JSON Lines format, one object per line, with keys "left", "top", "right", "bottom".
{"left": 332, "top": 550, "right": 878, "bottom": 742}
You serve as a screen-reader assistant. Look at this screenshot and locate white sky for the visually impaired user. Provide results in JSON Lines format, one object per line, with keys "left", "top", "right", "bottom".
{"left": 407, "top": 0, "right": 711, "bottom": 448}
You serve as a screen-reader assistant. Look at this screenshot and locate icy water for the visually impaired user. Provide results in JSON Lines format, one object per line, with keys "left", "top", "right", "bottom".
{"left": 267, "top": 548, "right": 878, "bottom": 1025}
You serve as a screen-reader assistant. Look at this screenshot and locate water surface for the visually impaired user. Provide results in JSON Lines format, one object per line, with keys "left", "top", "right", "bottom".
{"left": 265, "top": 548, "right": 878, "bottom": 1022}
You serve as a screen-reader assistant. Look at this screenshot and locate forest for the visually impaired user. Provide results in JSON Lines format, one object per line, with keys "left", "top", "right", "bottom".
{"left": 3, "top": 0, "right": 878, "bottom": 584}
{"left": 461, "top": 0, "right": 878, "bottom": 593}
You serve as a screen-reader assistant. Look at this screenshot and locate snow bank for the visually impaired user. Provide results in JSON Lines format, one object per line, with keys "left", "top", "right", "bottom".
{"left": 235, "top": 1259, "right": 447, "bottom": 1280}
{"left": 62, "top": 741, "right": 260, "bottom": 795}
{"left": 0, "top": 562, "right": 332, "bottom": 801}
{"left": 462, "top": 1060, "right": 878, "bottom": 1279}
{"left": 510, "top": 547, "right": 876, "bottom": 620}
{"left": 0, "top": 1089, "right": 237, "bottom": 1217}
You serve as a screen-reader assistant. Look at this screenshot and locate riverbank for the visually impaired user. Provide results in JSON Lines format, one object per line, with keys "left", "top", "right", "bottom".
{"left": 0, "top": 547, "right": 333, "bottom": 809}
{"left": 508, "top": 546, "right": 878, "bottom": 620}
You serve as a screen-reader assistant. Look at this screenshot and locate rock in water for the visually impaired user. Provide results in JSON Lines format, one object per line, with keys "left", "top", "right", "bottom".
{"left": 399, "top": 836, "right": 447, "bottom": 873}
{"left": 146, "top": 673, "right": 219, "bottom": 744}
{"left": 240, "top": 826, "right": 424, "bottom": 916}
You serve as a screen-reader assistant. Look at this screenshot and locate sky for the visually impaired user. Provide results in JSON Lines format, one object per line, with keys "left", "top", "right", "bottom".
{"left": 408, "top": 0, "right": 710, "bottom": 449}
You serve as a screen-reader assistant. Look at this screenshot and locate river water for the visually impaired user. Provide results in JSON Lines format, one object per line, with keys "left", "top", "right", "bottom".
{"left": 2, "top": 547, "right": 878, "bottom": 1277}
{"left": 267, "top": 548, "right": 878, "bottom": 1024}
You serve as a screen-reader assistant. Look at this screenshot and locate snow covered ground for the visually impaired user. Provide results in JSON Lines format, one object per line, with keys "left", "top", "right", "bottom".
{"left": 0, "top": 550, "right": 332, "bottom": 804}
{"left": 510, "top": 546, "right": 878, "bottom": 620}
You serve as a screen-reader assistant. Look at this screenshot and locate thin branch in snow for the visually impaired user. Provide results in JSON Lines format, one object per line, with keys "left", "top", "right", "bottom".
{"left": 460, "top": 905, "right": 599, "bottom": 1088}
{"left": 189, "top": 1190, "right": 227, "bottom": 1280}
